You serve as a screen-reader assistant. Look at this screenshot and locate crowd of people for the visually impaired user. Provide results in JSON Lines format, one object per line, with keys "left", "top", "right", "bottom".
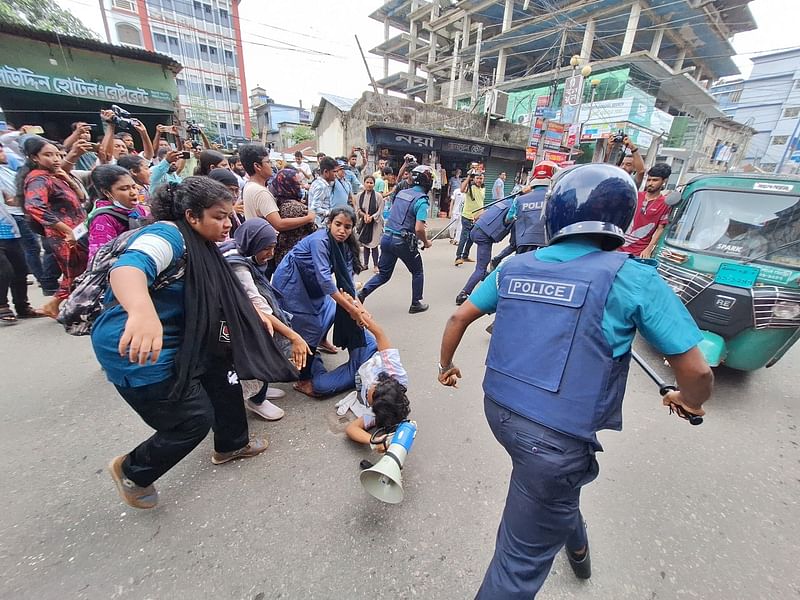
{"left": 1, "top": 112, "right": 718, "bottom": 598}
{"left": 0, "top": 112, "right": 423, "bottom": 511}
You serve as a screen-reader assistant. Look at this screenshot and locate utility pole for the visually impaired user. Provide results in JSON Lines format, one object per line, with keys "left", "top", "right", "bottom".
{"left": 355, "top": 35, "right": 388, "bottom": 121}
{"left": 537, "top": 28, "right": 567, "bottom": 162}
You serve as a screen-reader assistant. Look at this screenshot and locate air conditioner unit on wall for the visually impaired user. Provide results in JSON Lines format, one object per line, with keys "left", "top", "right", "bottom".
{"left": 485, "top": 90, "right": 509, "bottom": 119}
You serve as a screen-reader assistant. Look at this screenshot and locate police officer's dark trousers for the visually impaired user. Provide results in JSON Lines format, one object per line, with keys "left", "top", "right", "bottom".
{"left": 477, "top": 396, "right": 599, "bottom": 599}
{"left": 361, "top": 233, "right": 424, "bottom": 304}
{"left": 461, "top": 229, "right": 493, "bottom": 295}
{"left": 114, "top": 359, "right": 249, "bottom": 488}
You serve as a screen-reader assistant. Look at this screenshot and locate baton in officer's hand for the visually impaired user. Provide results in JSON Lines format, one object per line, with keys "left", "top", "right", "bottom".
{"left": 631, "top": 351, "right": 703, "bottom": 425}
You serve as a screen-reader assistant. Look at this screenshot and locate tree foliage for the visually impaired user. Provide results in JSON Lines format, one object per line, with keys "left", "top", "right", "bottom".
{"left": 0, "top": 0, "right": 99, "bottom": 40}
{"left": 292, "top": 125, "right": 314, "bottom": 143}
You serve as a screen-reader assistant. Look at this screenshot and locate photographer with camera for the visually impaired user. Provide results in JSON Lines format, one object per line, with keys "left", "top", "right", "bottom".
{"left": 385, "top": 154, "right": 417, "bottom": 206}
{"left": 99, "top": 106, "right": 153, "bottom": 164}
{"left": 151, "top": 124, "right": 179, "bottom": 159}
{"left": 608, "top": 133, "right": 645, "bottom": 189}
{"left": 183, "top": 121, "right": 211, "bottom": 150}
{"left": 454, "top": 169, "right": 485, "bottom": 266}
{"left": 63, "top": 122, "right": 100, "bottom": 171}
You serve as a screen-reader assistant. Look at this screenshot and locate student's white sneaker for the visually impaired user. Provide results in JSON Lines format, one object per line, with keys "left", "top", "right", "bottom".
{"left": 265, "top": 386, "right": 286, "bottom": 400}
{"left": 245, "top": 399, "right": 285, "bottom": 421}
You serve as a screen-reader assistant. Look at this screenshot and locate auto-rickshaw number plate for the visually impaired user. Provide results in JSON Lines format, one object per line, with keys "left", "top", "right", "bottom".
{"left": 714, "top": 263, "right": 760, "bottom": 289}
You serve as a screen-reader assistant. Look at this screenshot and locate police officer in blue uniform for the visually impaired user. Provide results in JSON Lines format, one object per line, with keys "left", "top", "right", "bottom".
{"left": 437, "top": 163, "right": 713, "bottom": 599}
{"left": 359, "top": 165, "right": 432, "bottom": 314}
{"left": 455, "top": 193, "right": 519, "bottom": 305}
{"left": 488, "top": 161, "right": 556, "bottom": 270}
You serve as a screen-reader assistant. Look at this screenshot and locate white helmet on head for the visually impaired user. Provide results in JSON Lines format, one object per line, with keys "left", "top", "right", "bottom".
{"left": 411, "top": 165, "right": 434, "bottom": 192}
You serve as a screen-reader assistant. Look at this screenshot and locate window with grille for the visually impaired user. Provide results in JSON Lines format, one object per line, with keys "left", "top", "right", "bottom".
{"left": 783, "top": 107, "right": 800, "bottom": 119}
{"left": 153, "top": 33, "right": 168, "bottom": 53}
{"left": 771, "top": 135, "right": 789, "bottom": 145}
{"left": 112, "top": 0, "right": 137, "bottom": 12}
{"left": 116, "top": 23, "right": 142, "bottom": 46}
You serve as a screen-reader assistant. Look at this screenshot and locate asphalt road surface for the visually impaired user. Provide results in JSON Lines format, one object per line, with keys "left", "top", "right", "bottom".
{"left": 1, "top": 239, "right": 798, "bottom": 600}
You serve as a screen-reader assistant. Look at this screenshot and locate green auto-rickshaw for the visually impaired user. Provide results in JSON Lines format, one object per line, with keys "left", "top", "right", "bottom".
{"left": 653, "top": 174, "right": 800, "bottom": 371}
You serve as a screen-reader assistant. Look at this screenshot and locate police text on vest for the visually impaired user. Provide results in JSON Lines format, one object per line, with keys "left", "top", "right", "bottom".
{"left": 507, "top": 278, "right": 575, "bottom": 302}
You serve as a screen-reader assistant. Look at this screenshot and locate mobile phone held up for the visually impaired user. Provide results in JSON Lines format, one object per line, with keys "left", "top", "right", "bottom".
{"left": 180, "top": 151, "right": 190, "bottom": 159}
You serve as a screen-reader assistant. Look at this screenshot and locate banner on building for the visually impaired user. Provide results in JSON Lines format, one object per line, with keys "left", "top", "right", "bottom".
{"left": 544, "top": 150, "right": 570, "bottom": 165}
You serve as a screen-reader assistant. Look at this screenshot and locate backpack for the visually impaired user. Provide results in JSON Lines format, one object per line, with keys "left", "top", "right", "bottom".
{"left": 58, "top": 228, "right": 185, "bottom": 336}
{"left": 87, "top": 205, "right": 148, "bottom": 231}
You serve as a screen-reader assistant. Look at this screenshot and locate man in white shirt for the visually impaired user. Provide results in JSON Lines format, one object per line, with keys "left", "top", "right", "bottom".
{"left": 308, "top": 156, "right": 338, "bottom": 227}
{"left": 240, "top": 143, "right": 316, "bottom": 231}
{"left": 293, "top": 150, "right": 313, "bottom": 185}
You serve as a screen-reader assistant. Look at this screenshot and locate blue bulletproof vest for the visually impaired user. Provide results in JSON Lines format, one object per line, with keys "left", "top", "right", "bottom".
{"left": 513, "top": 187, "right": 547, "bottom": 248}
{"left": 385, "top": 187, "right": 426, "bottom": 233}
{"left": 473, "top": 199, "right": 513, "bottom": 243}
{"left": 484, "top": 249, "right": 631, "bottom": 445}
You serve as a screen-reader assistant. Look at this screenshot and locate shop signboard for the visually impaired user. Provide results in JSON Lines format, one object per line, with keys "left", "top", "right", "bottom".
{"left": 372, "top": 127, "right": 440, "bottom": 151}
{"left": 535, "top": 107, "right": 558, "bottom": 119}
{"left": 566, "top": 123, "right": 580, "bottom": 147}
{"left": 563, "top": 75, "right": 584, "bottom": 107}
{"left": 440, "top": 138, "right": 487, "bottom": 157}
{"left": 525, "top": 146, "right": 537, "bottom": 161}
{"left": 544, "top": 122, "right": 565, "bottom": 150}
{"left": 0, "top": 63, "right": 174, "bottom": 110}
{"left": 0, "top": 33, "right": 178, "bottom": 111}
{"left": 544, "top": 150, "right": 570, "bottom": 164}
{"left": 529, "top": 117, "right": 545, "bottom": 144}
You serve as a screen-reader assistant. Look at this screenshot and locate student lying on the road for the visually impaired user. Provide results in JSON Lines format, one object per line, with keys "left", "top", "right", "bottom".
{"left": 293, "top": 292, "right": 411, "bottom": 448}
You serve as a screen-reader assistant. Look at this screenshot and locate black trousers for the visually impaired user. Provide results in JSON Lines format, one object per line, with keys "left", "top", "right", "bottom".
{"left": 0, "top": 238, "right": 29, "bottom": 311}
{"left": 114, "top": 360, "right": 249, "bottom": 488}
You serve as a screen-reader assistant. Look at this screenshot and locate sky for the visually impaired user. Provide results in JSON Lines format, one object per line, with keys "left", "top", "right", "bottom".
{"left": 62, "top": 0, "right": 795, "bottom": 108}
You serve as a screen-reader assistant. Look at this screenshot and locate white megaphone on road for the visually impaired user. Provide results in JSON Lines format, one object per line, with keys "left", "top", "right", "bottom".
{"left": 359, "top": 421, "right": 417, "bottom": 504}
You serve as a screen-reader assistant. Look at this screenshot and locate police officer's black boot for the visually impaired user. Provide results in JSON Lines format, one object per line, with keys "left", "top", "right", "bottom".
{"left": 566, "top": 544, "right": 591, "bottom": 579}
{"left": 408, "top": 302, "right": 429, "bottom": 314}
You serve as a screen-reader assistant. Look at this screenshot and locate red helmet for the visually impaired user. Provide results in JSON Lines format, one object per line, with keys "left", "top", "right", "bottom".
{"left": 532, "top": 160, "right": 558, "bottom": 180}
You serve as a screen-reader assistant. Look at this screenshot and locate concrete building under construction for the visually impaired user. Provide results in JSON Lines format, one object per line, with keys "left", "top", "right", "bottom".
{"left": 369, "top": 0, "right": 757, "bottom": 178}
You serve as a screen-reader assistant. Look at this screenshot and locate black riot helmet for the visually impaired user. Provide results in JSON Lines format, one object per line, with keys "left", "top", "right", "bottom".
{"left": 544, "top": 163, "right": 637, "bottom": 250}
{"left": 410, "top": 165, "right": 434, "bottom": 192}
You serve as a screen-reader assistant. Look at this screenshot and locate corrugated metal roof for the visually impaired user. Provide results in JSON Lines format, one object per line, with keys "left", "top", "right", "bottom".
{"left": 0, "top": 21, "right": 183, "bottom": 72}
{"left": 319, "top": 93, "right": 357, "bottom": 112}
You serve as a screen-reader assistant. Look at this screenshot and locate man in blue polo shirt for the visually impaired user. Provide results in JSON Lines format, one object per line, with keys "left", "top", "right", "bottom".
{"left": 438, "top": 163, "right": 713, "bottom": 598}
{"left": 331, "top": 159, "right": 353, "bottom": 209}
{"left": 359, "top": 165, "right": 432, "bottom": 314}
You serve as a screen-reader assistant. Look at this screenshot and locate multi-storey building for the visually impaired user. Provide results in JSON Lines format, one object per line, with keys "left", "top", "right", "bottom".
{"left": 712, "top": 48, "right": 800, "bottom": 173}
{"left": 98, "top": 0, "right": 250, "bottom": 145}
{"left": 369, "top": 0, "right": 756, "bottom": 179}
{"left": 249, "top": 86, "right": 313, "bottom": 150}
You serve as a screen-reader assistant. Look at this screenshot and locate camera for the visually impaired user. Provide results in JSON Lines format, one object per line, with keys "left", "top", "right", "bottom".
{"left": 186, "top": 120, "right": 203, "bottom": 136}
{"left": 612, "top": 129, "right": 626, "bottom": 144}
{"left": 109, "top": 104, "right": 134, "bottom": 131}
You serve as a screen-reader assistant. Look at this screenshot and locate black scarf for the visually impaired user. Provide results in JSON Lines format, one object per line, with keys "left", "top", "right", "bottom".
{"left": 171, "top": 220, "right": 299, "bottom": 400}
{"left": 327, "top": 230, "right": 365, "bottom": 350}
{"left": 358, "top": 190, "right": 378, "bottom": 245}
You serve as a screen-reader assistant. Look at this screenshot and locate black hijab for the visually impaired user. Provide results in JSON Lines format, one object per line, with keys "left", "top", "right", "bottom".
{"left": 327, "top": 229, "right": 365, "bottom": 350}
{"left": 171, "top": 219, "right": 298, "bottom": 400}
